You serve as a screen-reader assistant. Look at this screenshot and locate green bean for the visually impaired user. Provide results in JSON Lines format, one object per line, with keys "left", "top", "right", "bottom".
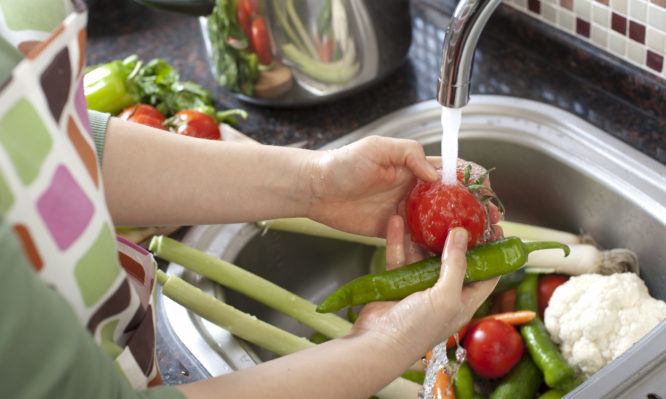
{"left": 489, "top": 355, "right": 543, "bottom": 399}
{"left": 317, "top": 237, "right": 569, "bottom": 313}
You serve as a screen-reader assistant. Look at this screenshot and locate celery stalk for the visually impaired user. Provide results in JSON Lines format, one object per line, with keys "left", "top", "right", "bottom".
{"left": 281, "top": 41, "right": 359, "bottom": 84}
{"left": 498, "top": 220, "right": 584, "bottom": 245}
{"left": 157, "top": 269, "right": 421, "bottom": 398}
{"left": 158, "top": 270, "right": 314, "bottom": 356}
{"left": 257, "top": 217, "right": 386, "bottom": 247}
{"left": 272, "top": 0, "right": 307, "bottom": 54}
{"left": 150, "top": 236, "right": 353, "bottom": 339}
{"left": 285, "top": 0, "right": 318, "bottom": 58}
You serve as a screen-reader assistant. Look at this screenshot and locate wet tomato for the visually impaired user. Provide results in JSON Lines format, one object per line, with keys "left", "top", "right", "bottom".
{"left": 538, "top": 274, "right": 568, "bottom": 319}
{"left": 463, "top": 318, "right": 523, "bottom": 379}
{"left": 168, "top": 110, "right": 220, "bottom": 140}
{"left": 118, "top": 104, "right": 167, "bottom": 130}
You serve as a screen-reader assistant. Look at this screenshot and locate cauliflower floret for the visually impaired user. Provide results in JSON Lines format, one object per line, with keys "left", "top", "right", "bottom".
{"left": 544, "top": 272, "right": 666, "bottom": 379}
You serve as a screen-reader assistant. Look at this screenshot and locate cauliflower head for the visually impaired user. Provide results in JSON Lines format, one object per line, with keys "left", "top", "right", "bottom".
{"left": 544, "top": 272, "right": 666, "bottom": 379}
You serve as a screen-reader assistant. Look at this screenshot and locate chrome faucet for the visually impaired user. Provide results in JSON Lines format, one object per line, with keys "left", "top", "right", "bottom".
{"left": 436, "top": 0, "right": 503, "bottom": 108}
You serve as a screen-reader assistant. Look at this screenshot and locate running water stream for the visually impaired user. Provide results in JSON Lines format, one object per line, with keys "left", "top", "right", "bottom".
{"left": 420, "top": 106, "right": 465, "bottom": 399}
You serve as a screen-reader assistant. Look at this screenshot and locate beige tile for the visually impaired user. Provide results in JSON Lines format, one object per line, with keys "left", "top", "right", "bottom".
{"left": 627, "top": 39, "right": 646, "bottom": 63}
{"left": 612, "top": 0, "right": 628, "bottom": 13}
{"left": 575, "top": 0, "right": 593, "bottom": 18}
{"left": 591, "top": 23, "right": 610, "bottom": 46}
{"left": 609, "top": 30, "right": 628, "bottom": 55}
{"left": 647, "top": 4, "right": 666, "bottom": 31}
{"left": 543, "top": 2, "right": 560, "bottom": 22}
{"left": 646, "top": 26, "right": 666, "bottom": 51}
{"left": 630, "top": 0, "right": 648, "bottom": 22}
{"left": 560, "top": 8, "right": 576, "bottom": 31}
{"left": 593, "top": 2, "right": 611, "bottom": 24}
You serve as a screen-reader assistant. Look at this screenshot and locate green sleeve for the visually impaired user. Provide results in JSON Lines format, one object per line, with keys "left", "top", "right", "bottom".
{"left": 0, "top": 216, "right": 186, "bottom": 399}
{"left": 88, "top": 109, "right": 111, "bottom": 165}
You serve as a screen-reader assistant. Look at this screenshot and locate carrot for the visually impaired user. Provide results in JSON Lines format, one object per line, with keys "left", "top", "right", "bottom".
{"left": 433, "top": 369, "right": 456, "bottom": 399}
{"left": 471, "top": 310, "right": 536, "bottom": 327}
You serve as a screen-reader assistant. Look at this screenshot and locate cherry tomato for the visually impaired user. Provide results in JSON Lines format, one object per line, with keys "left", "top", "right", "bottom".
{"left": 463, "top": 318, "right": 523, "bottom": 379}
{"left": 406, "top": 169, "right": 493, "bottom": 252}
{"left": 538, "top": 274, "right": 568, "bottom": 319}
{"left": 251, "top": 17, "right": 272, "bottom": 65}
{"left": 236, "top": 2, "right": 252, "bottom": 46}
{"left": 168, "top": 110, "right": 220, "bottom": 140}
{"left": 118, "top": 104, "right": 167, "bottom": 130}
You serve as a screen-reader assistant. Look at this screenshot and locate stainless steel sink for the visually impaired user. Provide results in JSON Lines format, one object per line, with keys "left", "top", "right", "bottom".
{"left": 158, "top": 95, "right": 666, "bottom": 397}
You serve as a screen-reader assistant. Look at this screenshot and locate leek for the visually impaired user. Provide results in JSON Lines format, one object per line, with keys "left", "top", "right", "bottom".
{"left": 157, "top": 270, "right": 313, "bottom": 356}
{"left": 157, "top": 270, "right": 421, "bottom": 398}
{"left": 524, "top": 244, "right": 639, "bottom": 275}
{"left": 498, "top": 220, "right": 591, "bottom": 245}
{"left": 257, "top": 217, "right": 386, "bottom": 247}
{"left": 150, "top": 235, "right": 352, "bottom": 339}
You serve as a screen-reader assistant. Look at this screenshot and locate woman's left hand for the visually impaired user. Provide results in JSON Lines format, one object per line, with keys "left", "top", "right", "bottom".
{"left": 306, "top": 136, "right": 439, "bottom": 237}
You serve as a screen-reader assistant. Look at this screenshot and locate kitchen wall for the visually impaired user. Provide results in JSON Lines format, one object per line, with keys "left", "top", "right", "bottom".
{"left": 504, "top": 0, "right": 666, "bottom": 79}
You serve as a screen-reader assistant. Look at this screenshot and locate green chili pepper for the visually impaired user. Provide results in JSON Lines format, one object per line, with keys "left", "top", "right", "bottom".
{"left": 489, "top": 355, "right": 544, "bottom": 399}
{"left": 515, "top": 274, "right": 582, "bottom": 392}
{"left": 538, "top": 389, "right": 565, "bottom": 399}
{"left": 316, "top": 237, "right": 569, "bottom": 313}
{"left": 452, "top": 361, "right": 475, "bottom": 399}
{"left": 83, "top": 60, "right": 139, "bottom": 114}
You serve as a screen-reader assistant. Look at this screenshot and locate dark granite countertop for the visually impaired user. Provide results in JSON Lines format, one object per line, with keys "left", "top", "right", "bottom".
{"left": 86, "top": 0, "right": 665, "bottom": 386}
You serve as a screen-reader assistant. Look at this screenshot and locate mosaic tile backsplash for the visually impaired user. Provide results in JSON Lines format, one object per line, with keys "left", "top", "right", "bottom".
{"left": 504, "top": 0, "right": 666, "bottom": 79}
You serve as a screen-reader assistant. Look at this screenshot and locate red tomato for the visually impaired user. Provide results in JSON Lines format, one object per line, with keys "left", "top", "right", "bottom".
{"left": 169, "top": 110, "right": 220, "bottom": 140}
{"left": 236, "top": 3, "right": 252, "bottom": 46}
{"left": 538, "top": 274, "right": 568, "bottom": 319}
{"left": 251, "top": 17, "right": 272, "bottom": 65}
{"left": 463, "top": 319, "right": 523, "bottom": 379}
{"left": 405, "top": 168, "right": 496, "bottom": 252}
{"left": 118, "top": 104, "right": 167, "bottom": 130}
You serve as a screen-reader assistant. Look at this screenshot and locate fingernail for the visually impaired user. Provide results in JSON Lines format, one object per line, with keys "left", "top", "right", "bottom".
{"left": 452, "top": 228, "right": 468, "bottom": 248}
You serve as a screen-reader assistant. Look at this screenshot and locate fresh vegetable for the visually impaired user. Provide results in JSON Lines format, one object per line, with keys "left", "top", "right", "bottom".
{"left": 405, "top": 166, "right": 503, "bottom": 252}
{"left": 463, "top": 319, "right": 523, "bottom": 379}
{"left": 208, "top": 0, "right": 260, "bottom": 95}
{"left": 492, "top": 268, "right": 526, "bottom": 294}
{"left": 118, "top": 104, "right": 167, "bottom": 130}
{"left": 432, "top": 369, "right": 455, "bottom": 399}
{"left": 524, "top": 243, "right": 638, "bottom": 275}
{"left": 537, "top": 274, "right": 568, "bottom": 319}
{"left": 257, "top": 217, "right": 386, "bottom": 247}
{"left": 544, "top": 272, "right": 666, "bottom": 378}
{"left": 488, "top": 355, "right": 544, "bottom": 399}
{"left": 497, "top": 220, "right": 588, "bottom": 245}
{"left": 537, "top": 390, "right": 565, "bottom": 399}
{"left": 156, "top": 269, "right": 422, "bottom": 399}
{"left": 251, "top": 16, "right": 273, "bottom": 65}
{"left": 167, "top": 109, "right": 221, "bottom": 140}
{"left": 470, "top": 310, "right": 536, "bottom": 327}
{"left": 515, "top": 273, "right": 581, "bottom": 392}
{"left": 149, "top": 235, "right": 352, "bottom": 339}
{"left": 84, "top": 58, "right": 140, "bottom": 114}
{"left": 85, "top": 54, "right": 247, "bottom": 124}
{"left": 451, "top": 361, "right": 475, "bottom": 399}
{"left": 316, "top": 237, "right": 570, "bottom": 313}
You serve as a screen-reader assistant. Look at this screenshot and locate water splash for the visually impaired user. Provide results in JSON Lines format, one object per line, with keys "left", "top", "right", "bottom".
{"left": 419, "top": 334, "right": 467, "bottom": 399}
{"left": 440, "top": 106, "right": 462, "bottom": 186}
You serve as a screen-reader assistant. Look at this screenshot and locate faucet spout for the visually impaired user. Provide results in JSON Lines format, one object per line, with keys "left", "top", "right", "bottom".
{"left": 436, "top": 0, "right": 503, "bottom": 108}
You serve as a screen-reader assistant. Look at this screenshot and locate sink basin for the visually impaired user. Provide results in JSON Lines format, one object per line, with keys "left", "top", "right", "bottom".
{"left": 158, "top": 95, "right": 666, "bottom": 397}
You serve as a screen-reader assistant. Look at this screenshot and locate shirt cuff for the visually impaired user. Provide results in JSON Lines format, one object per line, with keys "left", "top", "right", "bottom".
{"left": 88, "top": 110, "right": 111, "bottom": 166}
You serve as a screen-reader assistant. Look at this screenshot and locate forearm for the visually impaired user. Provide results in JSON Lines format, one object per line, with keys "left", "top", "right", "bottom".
{"left": 102, "top": 118, "right": 318, "bottom": 226}
{"left": 176, "top": 332, "right": 416, "bottom": 399}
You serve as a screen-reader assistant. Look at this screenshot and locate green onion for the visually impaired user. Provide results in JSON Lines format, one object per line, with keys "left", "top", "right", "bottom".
{"left": 157, "top": 270, "right": 313, "bottom": 356}
{"left": 150, "top": 235, "right": 353, "bottom": 339}
{"left": 257, "top": 217, "right": 386, "bottom": 247}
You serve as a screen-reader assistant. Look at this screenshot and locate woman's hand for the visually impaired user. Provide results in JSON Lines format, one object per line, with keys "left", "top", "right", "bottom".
{"left": 349, "top": 228, "right": 498, "bottom": 362}
{"left": 306, "top": 136, "right": 439, "bottom": 237}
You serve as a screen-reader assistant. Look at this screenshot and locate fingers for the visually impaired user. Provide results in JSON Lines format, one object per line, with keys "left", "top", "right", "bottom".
{"left": 435, "top": 228, "right": 469, "bottom": 293}
{"left": 385, "top": 215, "right": 406, "bottom": 270}
{"left": 401, "top": 141, "right": 438, "bottom": 182}
{"left": 461, "top": 277, "right": 499, "bottom": 311}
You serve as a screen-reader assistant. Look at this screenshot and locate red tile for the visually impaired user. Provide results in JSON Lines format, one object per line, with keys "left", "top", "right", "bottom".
{"left": 528, "top": 0, "right": 541, "bottom": 13}
{"left": 576, "top": 18, "right": 591, "bottom": 38}
{"left": 595, "top": 0, "right": 609, "bottom": 5}
{"left": 560, "top": 0, "right": 573, "bottom": 10}
{"left": 651, "top": 0, "right": 666, "bottom": 9}
{"left": 646, "top": 50, "right": 664, "bottom": 72}
{"left": 611, "top": 13, "right": 627, "bottom": 34}
{"left": 628, "top": 20, "right": 646, "bottom": 43}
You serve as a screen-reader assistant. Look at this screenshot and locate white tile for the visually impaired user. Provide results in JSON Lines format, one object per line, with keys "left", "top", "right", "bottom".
{"left": 591, "top": 24, "right": 609, "bottom": 47}
{"left": 647, "top": 4, "right": 666, "bottom": 33}
{"left": 646, "top": 27, "right": 666, "bottom": 52}
{"left": 629, "top": 0, "right": 648, "bottom": 23}
{"left": 575, "top": 0, "right": 592, "bottom": 19}
{"left": 609, "top": 30, "right": 627, "bottom": 55}
{"left": 627, "top": 39, "right": 646, "bottom": 64}
{"left": 559, "top": 9, "right": 576, "bottom": 32}
{"left": 592, "top": 3, "right": 610, "bottom": 26}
